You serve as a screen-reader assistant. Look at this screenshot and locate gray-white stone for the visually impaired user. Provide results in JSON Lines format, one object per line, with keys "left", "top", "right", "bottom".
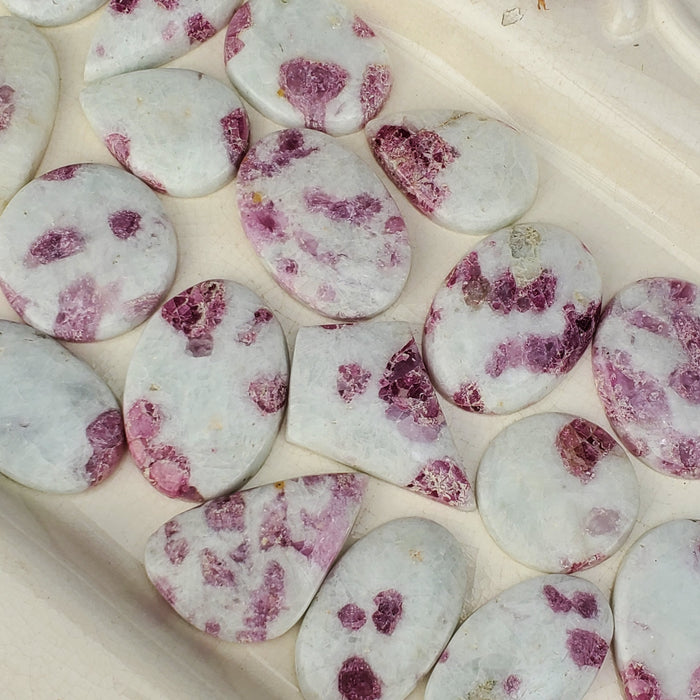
{"left": 1, "top": 0, "right": 107, "bottom": 26}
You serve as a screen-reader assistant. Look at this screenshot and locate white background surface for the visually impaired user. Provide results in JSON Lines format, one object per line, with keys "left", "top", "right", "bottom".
{"left": 1, "top": 0, "right": 700, "bottom": 698}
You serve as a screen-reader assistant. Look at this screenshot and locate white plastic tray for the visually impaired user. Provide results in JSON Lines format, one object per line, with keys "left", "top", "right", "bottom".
{"left": 1, "top": 1, "right": 700, "bottom": 697}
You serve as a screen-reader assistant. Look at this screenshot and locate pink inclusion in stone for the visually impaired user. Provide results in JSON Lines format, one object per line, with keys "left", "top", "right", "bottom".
{"left": 248, "top": 373, "right": 288, "bottom": 415}
{"left": 571, "top": 591, "right": 598, "bottom": 619}
{"left": 161, "top": 280, "right": 227, "bottom": 358}
{"left": 41, "top": 164, "right": 81, "bottom": 181}
{"left": 0, "top": 85, "right": 15, "bottom": 132}
{"left": 352, "top": 16, "right": 375, "bottom": 38}
{"left": 407, "top": 458, "right": 472, "bottom": 508}
{"left": 105, "top": 132, "right": 131, "bottom": 167}
{"left": 304, "top": 189, "right": 382, "bottom": 225}
{"left": 338, "top": 656, "right": 382, "bottom": 700}
{"left": 566, "top": 628, "right": 608, "bottom": 668}
{"left": 452, "top": 381, "right": 485, "bottom": 413}
{"left": 338, "top": 603, "right": 367, "bottom": 631}
{"left": 239, "top": 129, "right": 317, "bottom": 182}
{"left": 26, "top": 228, "right": 86, "bottom": 267}
{"left": 224, "top": 2, "right": 252, "bottom": 62}
{"left": 154, "top": 0, "right": 178, "bottom": 8}
{"left": 200, "top": 548, "right": 237, "bottom": 587}
{"left": 378, "top": 339, "right": 445, "bottom": 441}
{"left": 236, "top": 307, "right": 273, "bottom": 345}
{"left": 372, "top": 589, "right": 403, "bottom": 635}
{"left": 84, "top": 409, "right": 126, "bottom": 485}
{"left": 562, "top": 552, "right": 605, "bottom": 574}
{"left": 204, "top": 620, "right": 220, "bottom": 636}
{"left": 370, "top": 124, "right": 458, "bottom": 215}
{"left": 556, "top": 418, "right": 617, "bottom": 484}
{"left": 360, "top": 64, "right": 391, "bottom": 125}
{"left": 0, "top": 280, "right": 29, "bottom": 319}
{"left": 688, "top": 667, "right": 700, "bottom": 698}
{"left": 337, "top": 363, "right": 372, "bottom": 403}
{"left": 163, "top": 520, "right": 189, "bottom": 564}
{"left": 240, "top": 199, "right": 290, "bottom": 252}
{"left": 204, "top": 492, "right": 246, "bottom": 531}
{"left": 543, "top": 584, "right": 573, "bottom": 613}
{"left": 108, "top": 210, "right": 141, "bottom": 239}
{"left": 185, "top": 13, "right": 216, "bottom": 44}
{"left": 237, "top": 560, "right": 285, "bottom": 643}
{"left": 220, "top": 108, "right": 249, "bottom": 168}
{"left": 109, "top": 0, "right": 138, "bottom": 13}
{"left": 279, "top": 58, "right": 349, "bottom": 131}
{"left": 54, "top": 275, "right": 104, "bottom": 342}
{"left": 503, "top": 676, "right": 521, "bottom": 695}
{"left": 622, "top": 661, "right": 667, "bottom": 700}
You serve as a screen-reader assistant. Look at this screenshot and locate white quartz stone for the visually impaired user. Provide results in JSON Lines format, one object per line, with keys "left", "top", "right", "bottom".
{"left": 426, "top": 574, "right": 613, "bottom": 700}
{"left": 144, "top": 473, "right": 367, "bottom": 642}
{"left": 477, "top": 412, "right": 639, "bottom": 573}
{"left": 236, "top": 128, "right": 410, "bottom": 319}
{"left": 592, "top": 277, "right": 700, "bottom": 478}
{"left": 366, "top": 110, "right": 539, "bottom": 235}
{"left": 295, "top": 517, "right": 470, "bottom": 700}
{"left": 0, "top": 16, "right": 59, "bottom": 211}
{"left": 80, "top": 68, "right": 249, "bottom": 197}
{"left": 123, "top": 279, "right": 289, "bottom": 501}
{"left": 1, "top": 0, "right": 107, "bottom": 27}
{"left": 84, "top": 0, "right": 241, "bottom": 82}
{"left": 0, "top": 163, "right": 177, "bottom": 342}
{"left": 424, "top": 222, "right": 602, "bottom": 414}
{"left": 613, "top": 519, "right": 700, "bottom": 700}
{"left": 287, "top": 322, "right": 475, "bottom": 511}
{"left": 0, "top": 319, "right": 125, "bottom": 493}
{"left": 224, "top": 0, "right": 392, "bottom": 136}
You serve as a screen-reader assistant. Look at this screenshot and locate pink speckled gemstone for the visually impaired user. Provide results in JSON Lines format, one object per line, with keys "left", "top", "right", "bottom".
{"left": 124, "top": 279, "right": 289, "bottom": 501}
{"left": 0, "top": 320, "right": 125, "bottom": 493}
{"left": 426, "top": 574, "right": 612, "bottom": 700}
{"left": 144, "top": 473, "right": 366, "bottom": 641}
{"left": 296, "top": 517, "right": 470, "bottom": 700}
{"left": 613, "top": 520, "right": 700, "bottom": 700}
{"left": 287, "top": 322, "right": 475, "bottom": 511}
{"left": 593, "top": 277, "right": 700, "bottom": 478}
{"left": 224, "top": 0, "right": 391, "bottom": 135}
{"left": 237, "top": 128, "right": 410, "bottom": 319}
{"left": 0, "top": 163, "right": 176, "bottom": 342}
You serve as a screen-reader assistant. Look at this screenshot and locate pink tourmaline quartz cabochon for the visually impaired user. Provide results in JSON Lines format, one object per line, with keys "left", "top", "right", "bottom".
{"left": 476, "top": 412, "right": 640, "bottom": 573}
{"left": 224, "top": 0, "right": 391, "bottom": 136}
{"left": 80, "top": 68, "right": 249, "bottom": 197}
{"left": 425, "top": 574, "right": 613, "bottom": 700}
{"left": 236, "top": 128, "right": 411, "bottom": 320}
{"left": 0, "top": 163, "right": 177, "bottom": 342}
{"left": 295, "top": 516, "right": 470, "bottom": 700}
{"left": 85, "top": 0, "right": 242, "bottom": 82}
{"left": 123, "top": 279, "right": 289, "bottom": 501}
{"left": 423, "top": 222, "right": 602, "bottom": 414}
{"left": 592, "top": 276, "right": 700, "bottom": 478}
{"left": 0, "top": 17, "right": 59, "bottom": 211}
{"left": 0, "top": 319, "right": 125, "bottom": 493}
{"left": 365, "top": 110, "right": 539, "bottom": 235}
{"left": 144, "top": 472, "right": 367, "bottom": 642}
{"left": 287, "top": 322, "right": 475, "bottom": 511}
{"left": 612, "top": 519, "right": 700, "bottom": 700}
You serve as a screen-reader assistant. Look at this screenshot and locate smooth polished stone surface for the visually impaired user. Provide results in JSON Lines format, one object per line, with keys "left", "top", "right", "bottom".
{"left": 0, "top": 163, "right": 177, "bottom": 342}
{"left": 424, "top": 223, "right": 602, "bottom": 414}
{"left": 84, "top": 0, "right": 241, "bottom": 82}
{"left": 366, "top": 109, "right": 538, "bottom": 234}
{"left": 224, "top": 0, "right": 391, "bottom": 136}
{"left": 613, "top": 519, "right": 700, "bottom": 700}
{"left": 0, "top": 17, "right": 59, "bottom": 211}
{"left": 592, "top": 277, "right": 700, "bottom": 478}
{"left": 296, "top": 517, "right": 469, "bottom": 700}
{"left": 81, "top": 68, "right": 249, "bottom": 197}
{"left": 426, "top": 574, "right": 613, "bottom": 700}
{"left": 237, "top": 129, "right": 410, "bottom": 319}
{"left": 145, "top": 473, "right": 366, "bottom": 642}
{"left": 287, "top": 322, "right": 475, "bottom": 510}
{"left": 1, "top": 0, "right": 107, "bottom": 26}
{"left": 477, "top": 412, "right": 639, "bottom": 573}
{"left": 123, "top": 279, "right": 289, "bottom": 501}
{"left": 0, "top": 319, "right": 125, "bottom": 492}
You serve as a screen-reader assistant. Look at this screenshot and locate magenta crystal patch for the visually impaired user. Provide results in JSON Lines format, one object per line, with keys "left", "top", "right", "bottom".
{"left": 237, "top": 128, "right": 410, "bottom": 319}
{"left": 593, "top": 277, "right": 700, "bottom": 478}
{"left": 0, "top": 163, "right": 177, "bottom": 342}
{"left": 144, "top": 473, "right": 366, "bottom": 641}
{"left": 366, "top": 110, "right": 539, "bottom": 234}
{"left": 81, "top": 68, "right": 250, "bottom": 197}
{"left": 124, "top": 279, "right": 289, "bottom": 501}
{"left": 477, "top": 412, "right": 639, "bottom": 573}
{"left": 296, "top": 517, "right": 469, "bottom": 700}
{"left": 426, "top": 574, "right": 612, "bottom": 700}
{"left": 424, "top": 223, "right": 602, "bottom": 414}
{"left": 0, "top": 320, "right": 125, "bottom": 493}
{"left": 287, "top": 322, "right": 475, "bottom": 511}
{"left": 224, "top": 0, "right": 391, "bottom": 135}
{"left": 613, "top": 520, "right": 700, "bottom": 700}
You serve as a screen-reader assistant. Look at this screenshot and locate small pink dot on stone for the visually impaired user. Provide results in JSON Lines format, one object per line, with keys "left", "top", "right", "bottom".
{"left": 108, "top": 210, "right": 142, "bottom": 239}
